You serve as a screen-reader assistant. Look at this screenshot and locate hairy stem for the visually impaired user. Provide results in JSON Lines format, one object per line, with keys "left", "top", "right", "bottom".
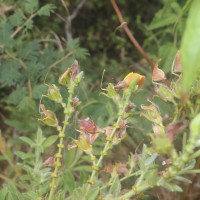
{"left": 48, "top": 87, "right": 75, "bottom": 200}
{"left": 88, "top": 89, "right": 132, "bottom": 187}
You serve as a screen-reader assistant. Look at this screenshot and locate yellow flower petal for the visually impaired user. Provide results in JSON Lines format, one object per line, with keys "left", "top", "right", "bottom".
{"left": 123, "top": 72, "right": 145, "bottom": 88}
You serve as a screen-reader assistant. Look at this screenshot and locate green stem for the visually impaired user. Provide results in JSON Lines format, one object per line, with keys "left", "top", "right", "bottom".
{"left": 99, "top": 171, "right": 139, "bottom": 191}
{"left": 118, "top": 185, "right": 149, "bottom": 200}
{"left": 48, "top": 88, "right": 74, "bottom": 200}
{"left": 87, "top": 89, "right": 131, "bottom": 187}
{"left": 88, "top": 117, "right": 122, "bottom": 185}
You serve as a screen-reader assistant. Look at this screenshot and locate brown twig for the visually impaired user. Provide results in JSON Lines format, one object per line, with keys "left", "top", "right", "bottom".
{"left": 60, "top": 0, "right": 86, "bottom": 41}
{"left": 110, "top": 0, "right": 155, "bottom": 68}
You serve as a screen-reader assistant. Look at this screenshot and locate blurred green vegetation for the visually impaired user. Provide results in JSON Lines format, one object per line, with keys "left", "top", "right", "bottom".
{"left": 1, "top": 0, "right": 199, "bottom": 199}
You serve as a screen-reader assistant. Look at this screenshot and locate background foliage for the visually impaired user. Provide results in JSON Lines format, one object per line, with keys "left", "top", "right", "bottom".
{"left": 1, "top": 0, "right": 200, "bottom": 199}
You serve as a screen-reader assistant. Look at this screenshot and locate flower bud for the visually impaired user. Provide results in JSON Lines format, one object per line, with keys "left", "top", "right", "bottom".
{"left": 59, "top": 68, "right": 71, "bottom": 85}
{"left": 40, "top": 104, "right": 58, "bottom": 127}
{"left": 155, "top": 85, "right": 175, "bottom": 103}
{"left": 71, "top": 60, "right": 80, "bottom": 80}
{"left": 114, "top": 81, "right": 127, "bottom": 92}
{"left": 79, "top": 117, "right": 97, "bottom": 135}
{"left": 74, "top": 71, "right": 84, "bottom": 84}
{"left": 47, "top": 84, "right": 62, "bottom": 103}
{"left": 71, "top": 97, "right": 80, "bottom": 107}
{"left": 125, "top": 102, "right": 135, "bottom": 113}
{"left": 141, "top": 103, "right": 162, "bottom": 124}
{"left": 59, "top": 60, "right": 82, "bottom": 86}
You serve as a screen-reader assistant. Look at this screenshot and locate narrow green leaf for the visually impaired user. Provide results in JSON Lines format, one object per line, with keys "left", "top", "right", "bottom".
{"left": 63, "top": 171, "right": 75, "bottom": 193}
{"left": 174, "top": 176, "right": 192, "bottom": 184}
{"left": 0, "top": 186, "right": 8, "bottom": 199}
{"left": 144, "top": 153, "right": 158, "bottom": 166}
{"left": 182, "top": 169, "right": 200, "bottom": 174}
{"left": 85, "top": 187, "right": 99, "bottom": 200}
{"left": 181, "top": 0, "right": 200, "bottom": 91}
{"left": 162, "top": 182, "right": 183, "bottom": 192}
{"left": 15, "top": 151, "right": 35, "bottom": 160}
{"left": 36, "top": 128, "right": 45, "bottom": 145}
{"left": 43, "top": 135, "right": 58, "bottom": 149}
{"left": 190, "top": 113, "right": 200, "bottom": 139}
{"left": 19, "top": 136, "right": 35, "bottom": 147}
{"left": 109, "top": 175, "right": 121, "bottom": 197}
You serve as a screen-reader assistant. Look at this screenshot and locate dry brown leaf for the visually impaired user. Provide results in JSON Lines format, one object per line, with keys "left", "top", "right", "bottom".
{"left": 166, "top": 120, "right": 188, "bottom": 142}
{"left": 172, "top": 50, "right": 182, "bottom": 73}
{"left": 152, "top": 63, "right": 166, "bottom": 81}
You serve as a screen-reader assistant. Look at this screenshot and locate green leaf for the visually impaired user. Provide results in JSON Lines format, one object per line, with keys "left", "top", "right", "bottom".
{"left": 4, "top": 108, "right": 37, "bottom": 132}
{"left": 7, "top": 88, "right": 28, "bottom": 105}
{"left": 37, "top": 4, "right": 56, "bottom": 16}
{"left": 26, "top": 61, "right": 45, "bottom": 79}
{"left": 174, "top": 176, "right": 192, "bottom": 184}
{"left": 39, "top": 47, "right": 57, "bottom": 66}
{"left": 19, "top": 136, "right": 35, "bottom": 147}
{"left": 63, "top": 171, "right": 76, "bottom": 193}
{"left": 181, "top": 0, "right": 200, "bottom": 91}
{"left": 162, "top": 182, "right": 183, "bottom": 192}
{"left": 107, "top": 83, "right": 118, "bottom": 98}
{"left": 0, "top": 60, "right": 22, "bottom": 87}
{"left": 183, "top": 159, "right": 196, "bottom": 171}
{"left": 158, "top": 43, "right": 177, "bottom": 73}
{"left": 9, "top": 10, "right": 24, "bottom": 26}
{"left": 85, "top": 187, "right": 99, "bottom": 200}
{"left": 32, "top": 84, "right": 48, "bottom": 99}
{"left": 17, "top": 40, "right": 40, "bottom": 61}
{"left": 109, "top": 175, "right": 121, "bottom": 197}
{"left": 148, "top": 7, "right": 177, "bottom": 30}
{"left": 15, "top": 151, "right": 35, "bottom": 160}
{"left": 43, "top": 135, "right": 58, "bottom": 149}
{"left": 0, "top": 185, "right": 8, "bottom": 199}
{"left": 190, "top": 113, "right": 200, "bottom": 139}
{"left": 17, "top": 96, "right": 36, "bottom": 112}
{"left": 24, "top": 19, "right": 34, "bottom": 31}
{"left": 1, "top": 183, "right": 23, "bottom": 200}
{"left": 74, "top": 47, "right": 89, "bottom": 59}
{"left": 67, "top": 38, "right": 80, "bottom": 52}
{"left": 25, "top": 0, "right": 39, "bottom": 13}
{"left": 0, "top": 23, "right": 14, "bottom": 47}
{"left": 144, "top": 169, "right": 158, "bottom": 186}
{"left": 36, "top": 128, "right": 45, "bottom": 146}
{"left": 144, "top": 153, "right": 158, "bottom": 166}
{"left": 68, "top": 184, "right": 88, "bottom": 200}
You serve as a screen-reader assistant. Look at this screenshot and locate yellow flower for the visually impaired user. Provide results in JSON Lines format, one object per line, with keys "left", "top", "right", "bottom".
{"left": 75, "top": 135, "right": 92, "bottom": 154}
{"left": 123, "top": 72, "right": 145, "bottom": 89}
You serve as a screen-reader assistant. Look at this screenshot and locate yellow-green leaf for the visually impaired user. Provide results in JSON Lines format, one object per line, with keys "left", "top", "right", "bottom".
{"left": 181, "top": 0, "right": 200, "bottom": 91}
